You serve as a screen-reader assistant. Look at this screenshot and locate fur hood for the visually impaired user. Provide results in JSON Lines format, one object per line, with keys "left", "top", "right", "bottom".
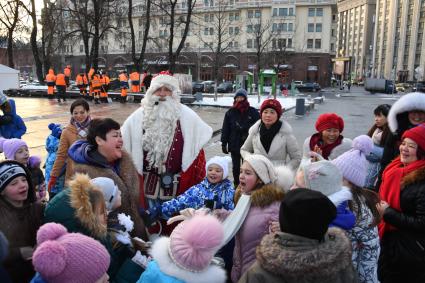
{"left": 234, "top": 183, "right": 284, "bottom": 208}
{"left": 388, "top": 92, "right": 425, "bottom": 133}
{"left": 69, "top": 173, "right": 107, "bottom": 239}
{"left": 256, "top": 228, "right": 352, "bottom": 280}
{"left": 402, "top": 165, "right": 425, "bottom": 189}
{"left": 248, "top": 119, "right": 294, "bottom": 136}
{"left": 150, "top": 237, "right": 226, "bottom": 283}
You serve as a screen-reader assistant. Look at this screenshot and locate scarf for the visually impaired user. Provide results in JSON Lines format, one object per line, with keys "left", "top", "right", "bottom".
{"left": 378, "top": 157, "right": 425, "bottom": 238}
{"left": 70, "top": 116, "right": 91, "bottom": 138}
{"left": 372, "top": 128, "right": 383, "bottom": 145}
{"left": 309, "top": 132, "right": 343, "bottom": 160}
{"left": 260, "top": 120, "right": 282, "bottom": 153}
{"left": 233, "top": 99, "right": 250, "bottom": 114}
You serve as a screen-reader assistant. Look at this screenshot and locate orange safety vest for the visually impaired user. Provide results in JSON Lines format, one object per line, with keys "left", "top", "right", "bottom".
{"left": 130, "top": 72, "right": 140, "bottom": 83}
{"left": 88, "top": 68, "right": 95, "bottom": 81}
{"left": 45, "top": 69, "right": 56, "bottom": 83}
{"left": 119, "top": 73, "right": 128, "bottom": 82}
{"left": 56, "top": 74, "right": 66, "bottom": 86}
{"left": 64, "top": 67, "right": 71, "bottom": 77}
{"left": 91, "top": 74, "right": 102, "bottom": 89}
{"left": 83, "top": 74, "right": 88, "bottom": 84}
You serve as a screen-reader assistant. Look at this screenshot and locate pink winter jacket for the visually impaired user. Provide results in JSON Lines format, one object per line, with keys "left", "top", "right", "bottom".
{"left": 231, "top": 184, "right": 284, "bottom": 283}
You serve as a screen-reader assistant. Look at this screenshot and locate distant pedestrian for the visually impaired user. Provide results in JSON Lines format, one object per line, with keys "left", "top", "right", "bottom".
{"left": 221, "top": 89, "right": 259, "bottom": 185}
{"left": 0, "top": 97, "right": 26, "bottom": 139}
{"left": 55, "top": 73, "right": 67, "bottom": 103}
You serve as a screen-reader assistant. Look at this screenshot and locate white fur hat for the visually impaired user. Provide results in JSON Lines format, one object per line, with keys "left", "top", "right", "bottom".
{"left": 206, "top": 156, "right": 232, "bottom": 179}
{"left": 145, "top": 71, "right": 180, "bottom": 98}
{"left": 388, "top": 92, "right": 425, "bottom": 133}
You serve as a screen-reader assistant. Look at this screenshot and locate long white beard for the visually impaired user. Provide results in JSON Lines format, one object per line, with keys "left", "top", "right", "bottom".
{"left": 142, "top": 94, "right": 181, "bottom": 170}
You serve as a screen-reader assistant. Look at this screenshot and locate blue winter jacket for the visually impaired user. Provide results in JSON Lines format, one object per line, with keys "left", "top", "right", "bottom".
{"left": 137, "top": 261, "right": 184, "bottom": 283}
{"left": 0, "top": 99, "right": 26, "bottom": 138}
{"left": 161, "top": 177, "right": 235, "bottom": 218}
{"left": 30, "top": 273, "right": 46, "bottom": 283}
{"left": 45, "top": 133, "right": 65, "bottom": 193}
{"left": 330, "top": 201, "right": 356, "bottom": 231}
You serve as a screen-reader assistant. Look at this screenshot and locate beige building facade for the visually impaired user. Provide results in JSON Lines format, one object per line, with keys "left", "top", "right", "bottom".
{"left": 372, "top": 0, "right": 425, "bottom": 81}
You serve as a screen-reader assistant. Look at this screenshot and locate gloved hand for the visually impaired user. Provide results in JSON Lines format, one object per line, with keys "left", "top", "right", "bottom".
{"left": 139, "top": 205, "right": 161, "bottom": 227}
{"left": 47, "top": 176, "right": 57, "bottom": 193}
{"left": 222, "top": 144, "right": 229, "bottom": 154}
{"left": 131, "top": 250, "right": 151, "bottom": 268}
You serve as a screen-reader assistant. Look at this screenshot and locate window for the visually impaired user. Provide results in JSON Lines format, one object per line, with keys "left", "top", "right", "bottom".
{"left": 273, "top": 8, "right": 277, "bottom": 17}
{"left": 235, "top": 13, "right": 240, "bottom": 20}
{"left": 307, "top": 39, "right": 313, "bottom": 48}
{"left": 331, "top": 28, "right": 335, "bottom": 36}
{"left": 289, "top": 8, "right": 294, "bottom": 16}
{"left": 254, "top": 24, "right": 260, "bottom": 32}
{"left": 332, "top": 14, "right": 336, "bottom": 21}
{"left": 288, "top": 23, "right": 293, "bottom": 31}
{"left": 229, "top": 27, "right": 234, "bottom": 34}
{"left": 315, "top": 39, "right": 321, "bottom": 49}
{"left": 181, "top": 29, "right": 185, "bottom": 36}
{"left": 229, "top": 13, "right": 234, "bottom": 21}
{"left": 210, "top": 27, "right": 214, "bottom": 35}
{"left": 248, "top": 10, "right": 253, "bottom": 18}
{"left": 234, "top": 41, "right": 238, "bottom": 47}
{"left": 204, "top": 0, "right": 208, "bottom": 6}
{"left": 331, "top": 43, "right": 334, "bottom": 51}
{"left": 210, "top": 14, "right": 214, "bottom": 21}
{"left": 229, "top": 42, "right": 233, "bottom": 48}
{"left": 247, "top": 39, "right": 253, "bottom": 48}
{"left": 205, "top": 14, "right": 209, "bottom": 22}
{"left": 80, "top": 45, "right": 83, "bottom": 52}
{"left": 279, "top": 8, "right": 288, "bottom": 16}
{"left": 316, "top": 23, "right": 322, "bottom": 32}
{"left": 255, "top": 10, "right": 261, "bottom": 18}
{"left": 272, "top": 23, "right": 277, "bottom": 32}
{"left": 204, "top": 27, "right": 209, "bottom": 35}
{"left": 235, "top": 27, "right": 239, "bottom": 34}
{"left": 316, "top": 8, "right": 323, "bottom": 17}
{"left": 247, "top": 25, "right": 253, "bottom": 33}
{"left": 288, "top": 38, "right": 292, "bottom": 48}
{"left": 204, "top": 42, "right": 209, "bottom": 48}
{"left": 278, "top": 23, "right": 284, "bottom": 32}
{"left": 308, "top": 8, "right": 315, "bottom": 17}
{"left": 185, "top": 42, "right": 190, "bottom": 48}
{"left": 282, "top": 23, "right": 287, "bottom": 32}
{"left": 139, "top": 18, "right": 143, "bottom": 26}
{"left": 278, "top": 38, "right": 286, "bottom": 48}
{"left": 308, "top": 23, "right": 314, "bottom": 32}
{"left": 272, "top": 39, "right": 276, "bottom": 49}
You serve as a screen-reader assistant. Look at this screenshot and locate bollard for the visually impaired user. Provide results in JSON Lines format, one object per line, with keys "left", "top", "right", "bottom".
{"left": 295, "top": 98, "right": 305, "bottom": 116}
{"left": 195, "top": 92, "right": 203, "bottom": 102}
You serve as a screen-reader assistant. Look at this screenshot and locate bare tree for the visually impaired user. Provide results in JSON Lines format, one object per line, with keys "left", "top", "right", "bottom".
{"left": 153, "top": 0, "right": 196, "bottom": 72}
{"left": 128, "top": 0, "right": 151, "bottom": 71}
{"left": 0, "top": 0, "right": 25, "bottom": 68}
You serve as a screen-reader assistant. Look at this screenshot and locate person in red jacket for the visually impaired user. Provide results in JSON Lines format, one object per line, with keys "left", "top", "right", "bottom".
{"left": 55, "top": 73, "right": 67, "bottom": 103}
{"left": 130, "top": 70, "right": 140, "bottom": 92}
{"left": 45, "top": 69, "right": 56, "bottom": 97}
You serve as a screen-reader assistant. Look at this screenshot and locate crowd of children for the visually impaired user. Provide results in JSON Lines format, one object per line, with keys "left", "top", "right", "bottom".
{"left": 0, "top": 90, "right": 425, "bottom": 283}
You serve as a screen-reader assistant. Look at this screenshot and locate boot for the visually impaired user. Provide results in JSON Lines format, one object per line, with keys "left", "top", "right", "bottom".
{"left": 94, "top": 98, "right": 100, "bottom": 104}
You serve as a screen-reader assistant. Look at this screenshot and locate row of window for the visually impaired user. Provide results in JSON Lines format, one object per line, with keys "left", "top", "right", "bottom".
{"left": 272, "top": 8, "right": 294, "bottom": 17}
{"left": 308, "top": 23, "right": 322, "bottom": 32}
{"left": 309, "top": 8, "right": 323, "bottom": 17}
{"left": 307, "top": 39, "right": 322, "bottom": 49}
{"left": 272, "top": 23, "right": 294, "bottom": 32}
{"left": 272, "top": 38, "right": 293, "bottom": 49}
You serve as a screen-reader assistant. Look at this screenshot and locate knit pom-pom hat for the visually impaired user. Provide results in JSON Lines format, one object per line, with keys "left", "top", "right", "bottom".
{"left": 169, "top": 214, "right": 224, "bottom": 272}
{"left": 33, "top": 223, "right": 110, "bottom": 283}
{"left": 315, "top": 113, "right": 344, "bottom": 133}
{"left": 332, "top": 135, "right": 373, "bottom": 187}
{"left": 0, "top": 138, "right": 27, "bottom": 160}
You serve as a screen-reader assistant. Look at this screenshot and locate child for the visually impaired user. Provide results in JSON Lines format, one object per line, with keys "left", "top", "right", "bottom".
{"left": 365, "top": 104, "right": 391, "bottom": 189}
{"left": 0, "top": 138, "right": 46, "bottom": 201}
{"left": 231, "top": 154, "right": 293, "bottom": 282}
{"left": 0, "top": 160, "right": 44, "bottom": 282}
{"left": 44, "top": 123, "right": 65, "bottom": 200}
{"left": 295, "top": 159, "right": 356, "bottom": 231}
{"left": 137, "top": 210, "right": 226, "bottom": 283}
{"left": 31, "top": 223, "right": 110, "bottom": 283}
{"left": 239, "top": 189, "right": 357, "bottom": 283}
{"left": 0, "top": 97, "right": 26, "bottom": 139}
{"left": 143, "top": 156, "right": 235, "bottom": 222}
{"left": 333, "top": 135, "right": 381, "bottom": 283}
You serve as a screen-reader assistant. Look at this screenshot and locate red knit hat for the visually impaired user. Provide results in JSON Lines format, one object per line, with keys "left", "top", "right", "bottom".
{"left": 315, "top": 113, "right": 344, "bottom": 132}
{"left": 402, "top": 123, "right": 425, "bottom": 151}
{"left": 260, "top": 99, "right": 283, "bottom": 118}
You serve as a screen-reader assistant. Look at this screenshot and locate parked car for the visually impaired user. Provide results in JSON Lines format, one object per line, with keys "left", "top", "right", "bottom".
{"left": 217, "top": 81, "right": 234, "bottom": 93}
{"left": 293, "top": 80, "right": 303, "bottom": 86}
{"left": 413, "top": 82, "right": 425, "bottom": 93}
{"left": 296, "top": 82, "right": 321, "bottom": 92}
{"left": 395, "top": 83, "right": 406, "bottom": 92}
{"left": 202, "top": 81, "right": 215, "bottom": 93}
{"left": 192, "top": 82, "right": 204, "bottom": 94}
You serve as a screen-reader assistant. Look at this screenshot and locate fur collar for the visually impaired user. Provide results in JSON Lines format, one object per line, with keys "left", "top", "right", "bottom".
{"left": 234, "top": 184, "right": 284, "bottom": 208}
{"left": 69, "top": 173, "right": 107, "bottom": 239}
{"left": 402, "top": 166, "right": 425, "bottom": 188}
{"left": 256, "top": 228, "right": 352, "bottom": 279}
{"left": 388, "top": 92, "right": 425, "bottom": 132}
{"left": 122, "top": 104, "right": 212, "bottom": 174}
{"left": 249, "top": 119, "right": 293, "bottom": 136}
{"left": 150, "top": 237, "right": 226, "bottom": 283}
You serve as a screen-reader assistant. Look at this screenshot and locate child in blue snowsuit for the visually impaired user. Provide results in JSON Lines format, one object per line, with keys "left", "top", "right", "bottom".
{"left": 144, "top": 156, "right": 235, "bottom": 221}
{"left": 44, "top": 123, "right": 65, "bottom": 200}
{"left": 0, "top": 99, "right": 26, "bottom": 139}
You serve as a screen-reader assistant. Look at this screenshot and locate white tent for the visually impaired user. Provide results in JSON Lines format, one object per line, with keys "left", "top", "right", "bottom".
{"left": 0, "top": 64, "right": 19, "bottom": 93}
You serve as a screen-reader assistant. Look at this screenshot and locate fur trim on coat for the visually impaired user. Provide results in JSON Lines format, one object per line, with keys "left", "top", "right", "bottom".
{"left": 256, "top": 228, "right": 355, "bottom": 281}
{"left": 234, "top": 183, "right": 284, "bottom": 208}
{"left": 387, "top": 92, "right": 425, "bottom": 133}
{"left": 149, "top": 237, "right": 227, "bottom": 283}
{"left": 121, "top": 104, "right": 213, "bottom": 174}
{"left": 240, "top": 119, "right": 301, "bottom": 169}
{"left": 401, "top": 165, "right": 425, "bottom": 189}
{"left": 69, "top": 173, "right": 107, "bottom": 239}
{"left": 73, "top": 151, "right": 147, "bottom": 240}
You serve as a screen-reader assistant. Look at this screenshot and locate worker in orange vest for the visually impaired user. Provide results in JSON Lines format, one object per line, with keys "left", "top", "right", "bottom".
{"left": 75, "top": 73, "right": 88, "bottom": 97}
{"left": 45, "top": 68, "right": 56, "bottom": 97}
{"left": 129, "top": 70, "right": 140, "bottom": 92}
{"left": 55, "top": 73, "right": 67, "bottom": 103}
{"left": 91, "top": 71, "right": 102, "bottom": 104}
{"left": 64, "top": 65, "right": 72, "bottom": 87}
{"left": 88, "top": 67, "right": 95, "bottom": 100}
{"left": 119, "top": 70, "right": 129, "bottom": 103}
{"left": 100, "top": 71, "right": 110, "bottom": 103}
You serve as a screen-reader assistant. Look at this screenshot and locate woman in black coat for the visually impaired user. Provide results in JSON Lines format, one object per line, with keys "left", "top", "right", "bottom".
{"left": 221, "top": 89, "right": 259, "bottom": 185}
{"left": 377, "top": 123, "right": 425, "bottom": 283}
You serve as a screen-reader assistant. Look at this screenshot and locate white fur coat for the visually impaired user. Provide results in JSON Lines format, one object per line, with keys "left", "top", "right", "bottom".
{"left": 387, "top": 92, "right": 425, "bottom": 133}
{"left": 121, "top": 104, "right": 213, "bottom": 174}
